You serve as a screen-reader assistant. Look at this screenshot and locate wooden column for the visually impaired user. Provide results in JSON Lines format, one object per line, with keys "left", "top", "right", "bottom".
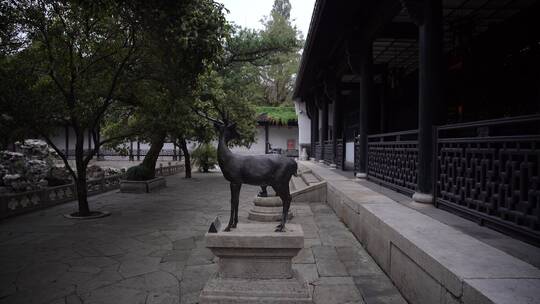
{"left": 414, "top": 0, "right": 442, "bottom": 203}
{"left": 311, "top": 105, "right": 319, "bottom": 159}
{"left": 380, "top": 69, "right": 388, "bottom": 133}
{"left": 320, "top": 99, "right": 329, "bottom": 161}
{"left": 332, "top": 91, "right": 340, "bottom": 166}
{"left": 309, "top": 107, "right": 314, "bottom": 158}
{"left": 321, "top": 101, "right": 329, "bottom": 142}
{"left": 357, "top": 41, "right": 373, "bottom": 178}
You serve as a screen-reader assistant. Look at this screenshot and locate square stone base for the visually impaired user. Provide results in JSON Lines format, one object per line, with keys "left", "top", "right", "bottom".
{"left": 201, "top": 223, "right": 312, "bottom": 303}
{"left": 200, "top": 270, "right": 312, "bottom": 304}
{"left": 120, "top": 177, "right": 166, "bottom": 193}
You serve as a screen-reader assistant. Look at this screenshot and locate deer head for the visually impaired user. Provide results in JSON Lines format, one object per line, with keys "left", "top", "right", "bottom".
{"left": 192, "top": 106, "right": 240, "bottom": 144}
{"left": 214, "top": 121, "right": 240, "bottom": 143}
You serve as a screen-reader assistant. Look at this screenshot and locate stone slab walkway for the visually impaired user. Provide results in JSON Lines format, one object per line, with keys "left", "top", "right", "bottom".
{"left": 0, "top": 172, "right": 405, "bottom": 304}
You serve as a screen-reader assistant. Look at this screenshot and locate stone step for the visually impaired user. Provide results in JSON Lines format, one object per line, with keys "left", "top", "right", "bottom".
{"left": 291, "top": 175, "right": 308, "bottom": 191}
{"left": 301, "top": 173, "right": 320, "bottom": 185}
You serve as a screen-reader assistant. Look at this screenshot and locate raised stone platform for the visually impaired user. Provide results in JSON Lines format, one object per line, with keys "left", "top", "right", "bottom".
{"left": 248, "top": 196, "right": 293, "bottom": 222}
{"left": 301, "top": 161, "right": 540, "bottom": 304}
{"left": 119, "top": 177, "right": 166, "bottom": 193}
{"left": 200, "top": 223, "right": 312, "bottom": 304}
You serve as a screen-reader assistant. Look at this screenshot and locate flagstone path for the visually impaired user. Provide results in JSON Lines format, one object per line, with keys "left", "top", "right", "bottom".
{"left": 0, "top": 172, "right": 405, "bottom": 304}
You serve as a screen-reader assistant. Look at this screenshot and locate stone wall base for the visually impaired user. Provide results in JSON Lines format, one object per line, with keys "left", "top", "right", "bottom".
{"left": 200, "top": 271, "right": 311, "bottom": 304}
{"left": 120, "top": 177, "right": 166, "bottom": 193}
{"left": 302, "top": 161, "right": 540, "bottom": 304}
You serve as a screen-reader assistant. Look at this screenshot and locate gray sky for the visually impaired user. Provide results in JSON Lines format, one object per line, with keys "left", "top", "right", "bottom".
{"left": 217, "top": 0, "right": 316, "bottom": 38}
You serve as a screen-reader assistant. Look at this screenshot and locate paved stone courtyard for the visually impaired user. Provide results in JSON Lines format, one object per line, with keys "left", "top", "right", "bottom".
{"left": 0, "top": 172, "right": 405, "bottom": 304}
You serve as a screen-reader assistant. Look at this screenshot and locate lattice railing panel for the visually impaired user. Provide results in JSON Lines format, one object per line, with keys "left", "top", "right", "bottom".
{"left": 435, "top": 114, "right": 540, "bottom": 245}
{"left": 367, "top": 141, "right": 418, "bottom": 193}
{"left": 437, "top": 138, "right": 540, "bottom": 233}
{"left": 366, "top": 130, "right": 418, "bottom": 194}
{"left": 354, "top": 143, "right": 361, "bottom": 172}
{"left": 323, "top": 142, "right": 333, "bottom": 164}
{"left": 336, "top": 140, "right": 344, "bottom": 169}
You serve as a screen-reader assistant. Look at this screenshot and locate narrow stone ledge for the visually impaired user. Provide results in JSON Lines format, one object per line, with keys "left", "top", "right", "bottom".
{"left": 300, "top": 161, "right": 540, "bottom": 304}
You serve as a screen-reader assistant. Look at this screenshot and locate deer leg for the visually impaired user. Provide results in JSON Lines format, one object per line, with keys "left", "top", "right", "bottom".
{"left": 232, "top": 183, "right": 241, "bottom": 228}
{"left": 274, "top": 184, "right": 292, "bottom": 232}
{"left": 224, "top": 183, "right": 241, "bottom": 231}
{"left": 258, "top": 185, "right": 268, "bottom": 197}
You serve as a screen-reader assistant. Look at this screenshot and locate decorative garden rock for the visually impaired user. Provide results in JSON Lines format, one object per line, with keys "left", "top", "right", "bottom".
{"left": 87, "top": 165, "right": 105, "bottom": 179}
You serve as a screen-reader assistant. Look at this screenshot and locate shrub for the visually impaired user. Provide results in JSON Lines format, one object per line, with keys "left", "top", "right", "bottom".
{"left": 125, "top": 165, "right": 154, "bottom": 181}
{"left": 192, "top": 143, "right": 218, "bottom": 173}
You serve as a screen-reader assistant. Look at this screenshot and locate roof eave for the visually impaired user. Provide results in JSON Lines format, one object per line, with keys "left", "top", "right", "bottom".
{"left": 293, "top": 0, "right": 326, "bottom": 100}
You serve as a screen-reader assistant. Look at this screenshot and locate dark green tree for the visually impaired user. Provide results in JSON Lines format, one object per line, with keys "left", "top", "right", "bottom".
{"left": 2, "top": 0, "right": 139, "bottom": 216}
{"left": 1, "top": 0, "right": 228, "bottom": 216}
{"left": 104, "top": 0, "right": 228, "bottom": 181}
{"left": 258, "top": 0, "right": 303, "bottom": 106}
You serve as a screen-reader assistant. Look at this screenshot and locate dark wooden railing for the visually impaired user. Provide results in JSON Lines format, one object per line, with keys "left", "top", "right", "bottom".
{"left": 315, "top": 142, "right": 323, "bottom": 160}
{"left": 323, "top": 140, "right": 333, "bottom": 164}
{"left": 366, "top": 130, "right": 419, "bottom": 195}
{"left": 336, "top": 139, "right": 344, "bottom": 169}
{"left": 0, "top": 163, "right": 184, "bottom": 219}
{"left": 354, "top": 141, "right": 361, "bottom": 172}
{"left": 435, "top": 114, "right": 540, "bottom": 245}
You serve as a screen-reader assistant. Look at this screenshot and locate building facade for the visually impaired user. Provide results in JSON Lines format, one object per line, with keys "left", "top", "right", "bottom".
{"left": 294, "top": 0, "right": 540, "bottom": 245}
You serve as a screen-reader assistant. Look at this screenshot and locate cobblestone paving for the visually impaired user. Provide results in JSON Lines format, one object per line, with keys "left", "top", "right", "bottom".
{"left": 0, "top": 172, "right": 405, "bottom": 304}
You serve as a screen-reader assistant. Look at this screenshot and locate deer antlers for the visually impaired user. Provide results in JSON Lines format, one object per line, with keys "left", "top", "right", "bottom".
{"left": 190, "top": 104, "right": 232, "bottom": 126}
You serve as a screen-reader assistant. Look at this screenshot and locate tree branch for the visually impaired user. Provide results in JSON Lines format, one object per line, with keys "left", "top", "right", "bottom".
{"left": 83, "top": 129, "right": 138, "bottom": 167}
{"left": 89, "top": 29, "right": 137, "bottom": 132}
{"left": 36, "top": 128, "right": 78, "bottom": 181}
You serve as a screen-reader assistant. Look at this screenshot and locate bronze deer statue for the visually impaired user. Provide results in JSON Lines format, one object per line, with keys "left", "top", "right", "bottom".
{"left": 199, "top": 112, "right": 297, "bottom": 232}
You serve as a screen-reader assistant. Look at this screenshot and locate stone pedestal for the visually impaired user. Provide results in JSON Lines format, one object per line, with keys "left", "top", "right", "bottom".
{"left": 200, "top": 223, "right": 312, "bottom": 303}
{"left": 120, "top": 177, "right": 166, "bottom": 193}
{"left": 248, "top": 195, "right": 293, "bottom": 222}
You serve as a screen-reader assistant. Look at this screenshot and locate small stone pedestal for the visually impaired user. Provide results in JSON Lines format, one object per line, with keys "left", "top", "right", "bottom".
{"left": 200, "top": 223, "right": 312, "bottom": 304}
{"left": 248, "top": 196, "right": 293, "bottom": 222}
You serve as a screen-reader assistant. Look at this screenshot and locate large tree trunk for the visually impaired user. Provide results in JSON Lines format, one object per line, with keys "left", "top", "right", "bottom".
{"left": 180, "top": 138, "right": 191, "bottom": 178}
{"left": 140, "top": 132, "right": 167, "bottom": 179}
{"left": 75, "top": 132, "right": 91, "bottom": 216}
